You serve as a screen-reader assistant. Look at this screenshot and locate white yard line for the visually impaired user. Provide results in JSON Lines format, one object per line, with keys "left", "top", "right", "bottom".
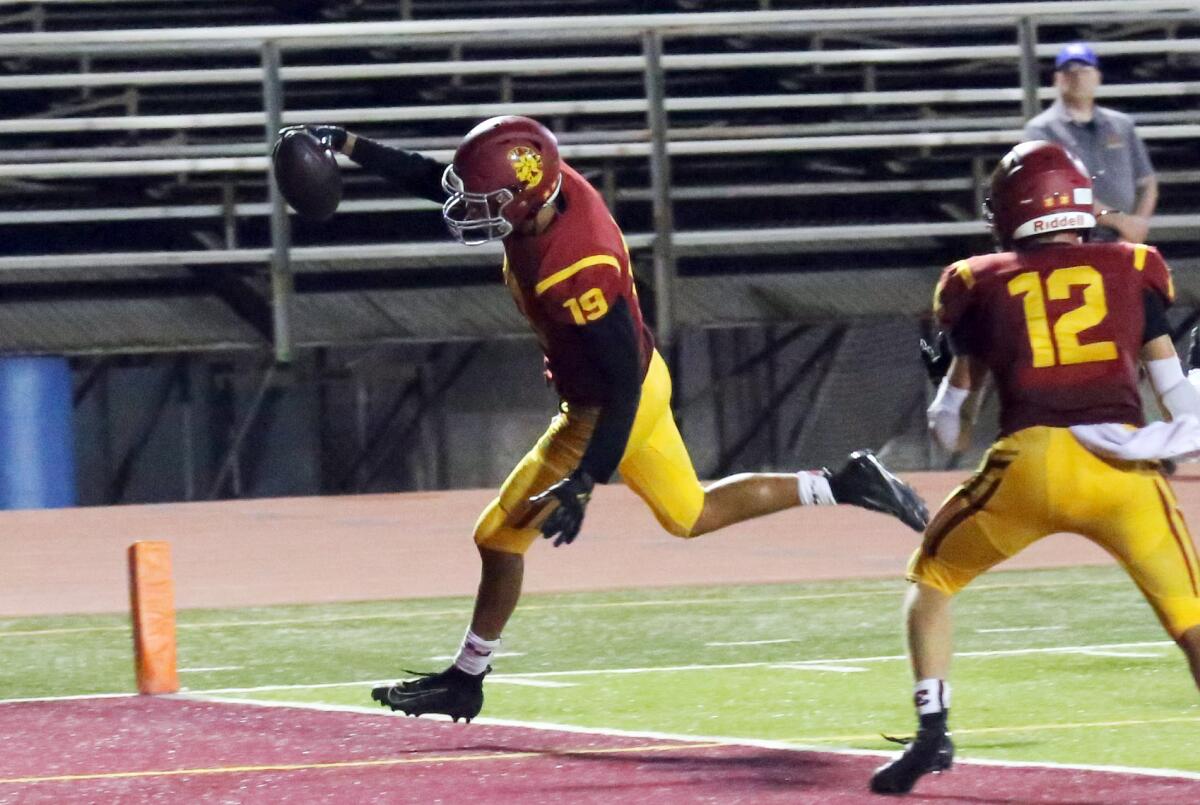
{"left": 6, "top": 681, "right": 1197, "bottom": 781}
{"left": 0, "top": 639, "right": 1175, "bottom": 702}
{"left": 486, "top": 678, "right": 576, "bottom": 688}
{"left": 770, "top": 663, "right": 867, "bottom": 673}
{"left": 178, "top": 666, "right": 244, "bottom": 673}
{"left": 0, "top": 692, "right": 136, "bottom": 705}
{"left": 0, "top": 575, "right": 1129, "bottom": 638}
{"left": 0, "top": 625, "right": 129, "bottom": 637}
{"left": 716, "top": 627, "right": 1068, "bottom": 646}
{"left": 177, "top": 695, "right": 1200, "bottom": 782}
{"left": 429, "top": 652, "right": 525, "bottom": 661}
{"left": 10, "top": 638, "right": 1157, "bottom": 698}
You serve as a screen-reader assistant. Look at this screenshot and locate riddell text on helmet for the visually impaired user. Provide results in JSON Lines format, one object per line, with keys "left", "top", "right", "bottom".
{"left": 1012, "top": 210, "right": 1095, "bottom": 240}
{"left": 1034, "top": 213, "right": 1087, "bottom": 231}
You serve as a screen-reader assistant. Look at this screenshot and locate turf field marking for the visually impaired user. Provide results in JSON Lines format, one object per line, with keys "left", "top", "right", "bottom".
{"left": 707, "top": 638, "right": 802, "bottom": 646}
{"left": 188, "top": 696, "right": 1200, "bottom": 781}
{"left": 475, "top": 716, "right": 1200, "bottom": 780}
{"left": 0, "top": 638, "right": 1177, "bottom": 704}
{"left": 771, "top": 663, "right": 867, "bottom": 673}
{"left": 487, "top": 678, "right": 577, "bottom": 688}
{"left": 0, "top": 625, "right": 129, "bottom": 637}
{"left": 468, "top": 639, "right": 1178, "bottom": 678}
{"left": 0, "top": 692, "right": 135, "bottom": 705}
{"left": 783, "top": 715, "right": 1200, "bottom": 743}
{"left": 716, "top": 627, "right": 1071, "bottom": 646}
{"left": 123, "top": 638, "right": 1173, "bottom": 697}
{"left": 0, "top": 575, "right": 1133, "bottom": 638}
{"left": 0, "top": 740, "right": 727, "bottom": 786}
{"left": 179, "top": 666, "right": 244, "bottom": 673}
{"left": 1073, "top": 649, "right": 1165, "bottom": 658}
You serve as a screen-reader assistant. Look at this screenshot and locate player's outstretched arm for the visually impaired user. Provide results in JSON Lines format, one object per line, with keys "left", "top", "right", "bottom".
{"left": 1143, "top": 334, "right": 1200, "bottom": 420}
{"left": 530, "top": 297, "right": 643, "bottom": 546}
{"left": 926, "top": 356, "right": 982, "bottom": 453}
{"left": 1187, "top": 326, "right": 1200, "bottom": 375}
{"left": 278, "top": 124, "right": 447, "bottom": 204}
{"left": 919, "top": 330, "right": 952, "bottom": 387}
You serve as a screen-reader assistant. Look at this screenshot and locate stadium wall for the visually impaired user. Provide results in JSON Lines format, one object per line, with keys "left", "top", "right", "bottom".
{"left": 0, "top": 471, "right": 1133, "bottom": 618}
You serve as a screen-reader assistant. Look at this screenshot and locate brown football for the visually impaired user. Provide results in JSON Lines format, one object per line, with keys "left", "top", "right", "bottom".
{"left": 271, "top": 129, "right": 342, "bottom": 221}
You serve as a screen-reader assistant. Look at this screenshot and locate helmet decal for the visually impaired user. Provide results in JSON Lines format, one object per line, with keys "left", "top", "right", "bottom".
{"left": 442, "top": 116, "right": 562, "bottom": 245}
{"left": 985, "top": 141, "right": 1095, "bottom": 250}
{"left": 508, "top": 146, "right": 544, "bottom": 189}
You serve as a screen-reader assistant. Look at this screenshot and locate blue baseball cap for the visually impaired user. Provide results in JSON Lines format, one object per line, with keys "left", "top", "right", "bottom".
{"left": 1055, "top": 42, "right": 1099, "bottom": 70}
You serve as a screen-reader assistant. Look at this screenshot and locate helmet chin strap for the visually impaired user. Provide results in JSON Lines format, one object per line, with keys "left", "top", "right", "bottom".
{"left": 1017, "top": 231, "right": 1087, "bottom": 250}
{"left": 514, "top": 174, "right": 564, "bottom": 236}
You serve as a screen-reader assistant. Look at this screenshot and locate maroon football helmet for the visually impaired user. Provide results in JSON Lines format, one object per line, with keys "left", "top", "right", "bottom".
{"left": 442, "top": 116, "right": 562, "bottom": 245}
{"left": 984, "top": 140, "right": 1096, "bottom": 250}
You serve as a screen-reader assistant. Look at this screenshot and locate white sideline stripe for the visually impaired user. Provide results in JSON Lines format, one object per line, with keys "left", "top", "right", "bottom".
{"left": 93, "top": 639, "right": 1173, "bottom": 696}
{"left": 1074, "top": 650, "right": 1165, "bottom": 658}
{"left": 5, "top": 693, "right": 1198, "bottom": 781}
{"left": 487, "top": 678, "right": 577, "bottom": 688}
{"left": 0, "top": 692, "right": 136, "bottom": 705}
{"left": 0, "top": 576, "right": 1132, "bottom": 638}
{"left": 719, "top": 627, "right": 1070, "bottom": 644}
{"left": 183, "top": 695, "right": 1200, "bottom": 781}
{"left": 0, "top": 625, "right": 130, "bottom": 637}
{"left": 770, "top": 663, "right": 867, "bottom": 673}
{"left": 0, "top": 639, "right": 1176, "bottom": 702}
{"left": 178, "top": 666, "right": 244, "bottom": 673}
{"left": 429, "top": 652, "right": 525, "bottom": 661}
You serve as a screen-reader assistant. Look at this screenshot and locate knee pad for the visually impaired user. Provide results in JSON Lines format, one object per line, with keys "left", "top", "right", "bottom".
{"left": 473, "top": 502, "right": 538, "bottom": 555}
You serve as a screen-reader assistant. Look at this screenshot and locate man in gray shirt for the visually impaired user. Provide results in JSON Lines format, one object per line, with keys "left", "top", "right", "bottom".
{"left": 1023, "top": 42, "right": 1158, "bottom": 243}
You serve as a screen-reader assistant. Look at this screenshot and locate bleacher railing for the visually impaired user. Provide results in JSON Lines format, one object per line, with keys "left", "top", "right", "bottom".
{"left": 2, "top": 1, "right": 1198, "bottom": 357}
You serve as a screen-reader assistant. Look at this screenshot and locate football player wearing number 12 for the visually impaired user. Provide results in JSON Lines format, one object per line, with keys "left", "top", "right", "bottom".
{"left": 281, "top": 116, "right": 928, "bottom": 722}
{"left": 871, "top": 141, "right": 1200, "bottom": 796}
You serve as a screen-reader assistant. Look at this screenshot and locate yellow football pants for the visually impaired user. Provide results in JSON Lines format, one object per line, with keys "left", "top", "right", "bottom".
{"left": 473, "top": 350, "right": 706, "bottom": 554}
{"left": 909, "top": 426, "right": 1200, "bottom": 639}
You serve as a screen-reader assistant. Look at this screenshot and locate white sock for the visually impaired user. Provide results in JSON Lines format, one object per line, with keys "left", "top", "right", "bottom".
{"left": 453, "top": 629, "right": 500, "bottom": 676}
{"left": 913, "top": 678, "right": 950, "bottom": 716}
{"left": 796, "top": 471, "right": 836, "bottom": 506}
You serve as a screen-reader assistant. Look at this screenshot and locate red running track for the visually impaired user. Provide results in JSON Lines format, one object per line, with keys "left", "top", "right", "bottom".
{"left": 1, "top": 697, "right": 1198, "bottom": 804}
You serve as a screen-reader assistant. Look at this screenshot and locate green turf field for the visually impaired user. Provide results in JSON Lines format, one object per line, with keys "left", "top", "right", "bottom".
{"left": 3, "top": 565, "right": 1197, "bottom": 772}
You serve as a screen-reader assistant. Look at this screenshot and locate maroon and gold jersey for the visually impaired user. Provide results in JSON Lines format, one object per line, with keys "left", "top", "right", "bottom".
{"left": 935, "top": 242, "right": 1174, "bottom": 435}
{"left": 501, "top": 163, "right": 655, "bottom": 405}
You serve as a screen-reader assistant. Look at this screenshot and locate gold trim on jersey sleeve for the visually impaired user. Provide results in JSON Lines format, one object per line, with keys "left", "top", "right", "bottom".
{"left": 1133, "top": 244, "right": 1148, "bottom": 271}
{"left": 952, "top": 260, "right": 975, "bottom": 288}
{"left": 933, "top": 260, "right": 973, "bottom": 318}
{"left": 535, "top": 254, "right": 622, "bottom": 296}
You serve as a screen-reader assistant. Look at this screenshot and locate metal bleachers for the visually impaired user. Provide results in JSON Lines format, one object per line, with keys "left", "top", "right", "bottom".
{"left": 3, "top": 0, "right": 1200, "bottom": 500}
{"left": 1, "top": 1, "right": 1198, "bottom": 359}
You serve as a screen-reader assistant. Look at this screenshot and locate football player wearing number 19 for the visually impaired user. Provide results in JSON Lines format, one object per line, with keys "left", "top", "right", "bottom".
{"left": 870, "top": 141, "right": 1200, "bottom": 796}
{"left": 279, "top": 116, "right": 929, "bottom": 723}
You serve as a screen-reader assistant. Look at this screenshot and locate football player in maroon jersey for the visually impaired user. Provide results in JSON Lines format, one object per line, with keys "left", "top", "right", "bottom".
{"left": 282, "top": 117, "right": 927, "bottom": 722}
{"left": 871, "top": 141, "right": 1200, "bottom": 795}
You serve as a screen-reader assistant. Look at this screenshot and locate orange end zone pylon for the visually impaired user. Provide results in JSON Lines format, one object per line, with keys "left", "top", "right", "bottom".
{"left": 127, "top": 540, "right": 179, "bottom": 695}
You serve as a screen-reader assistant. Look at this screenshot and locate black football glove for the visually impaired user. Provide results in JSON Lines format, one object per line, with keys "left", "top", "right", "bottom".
{"left": 1188, "top": 326, "right": 1200, "bottom": 373}
{"left": 529, "top": 470, "right": 594, "bottom": 547}
{"left": 278, "top": 124, "right": 347, "bottom": 152}
{"left": 919, "top": 330, "right": 952, "bottom": 387}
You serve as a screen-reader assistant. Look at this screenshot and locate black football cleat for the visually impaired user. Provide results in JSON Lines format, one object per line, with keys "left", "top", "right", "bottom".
{"left": 1188, "top": 326, "right": 1200, "bottom": 372}
{"left": 371, "top": 665, "right": 488, "bottom": 723}
{"left": 826, "top": 450, "right": 929, "bottom": 532}
{"left": 870, "top": 726, "right": 955, "bottom": 795}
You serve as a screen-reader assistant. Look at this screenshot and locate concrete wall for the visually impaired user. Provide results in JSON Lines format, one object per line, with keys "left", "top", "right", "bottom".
{"left": 64, "top": 319, "right": 953, "bottom": 507}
